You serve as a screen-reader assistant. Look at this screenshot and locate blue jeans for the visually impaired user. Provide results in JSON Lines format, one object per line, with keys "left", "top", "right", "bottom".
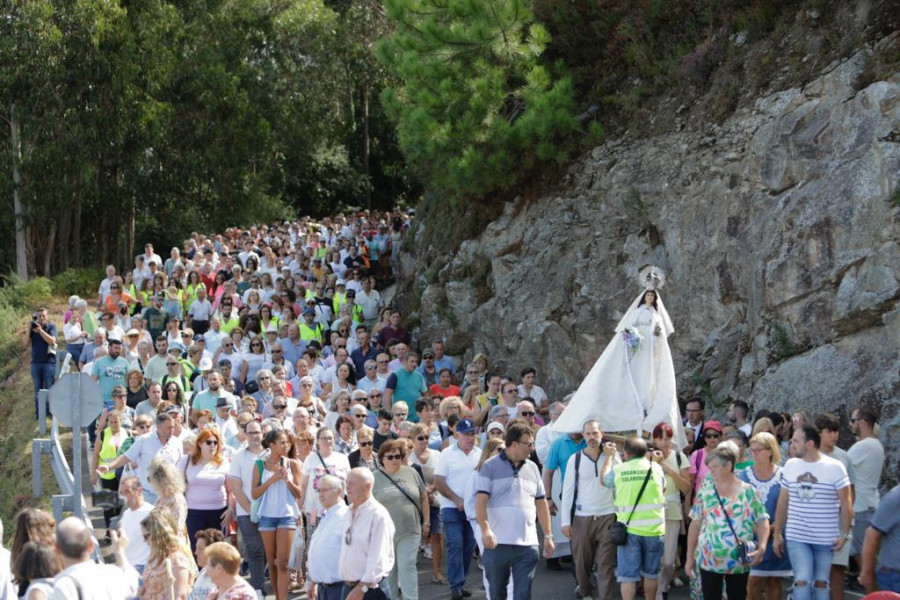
{"left": 185, "top": 507, "right": 227, "bottom": 553}
{"left": 616, "top": 533, "right": 664, "bottom": 582}
{"left": 443, "top": 507, "right": 476, "bottom": 592}
{"left": 318, "top": 582, "right": 344, "bottom": 600}
{"left": 31, "top": 362, "right": 55, "bottom": 418}
{"left": 482, "top": 544, "right": 539, "bottom": 600}
{"left": 786, "top": 540, "right": 832, "bottom": 600}
{"left": 877, "top": 567, "right": 900, "bottom": 592}
{"left": 237, "top": 515, "right": 267, "bottom": 593}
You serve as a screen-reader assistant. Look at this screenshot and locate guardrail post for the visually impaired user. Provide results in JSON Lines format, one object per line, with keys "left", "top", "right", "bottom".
{"left": 38, "top": 389, "right": 48, "bottom": 436}
{"left": 32, "top": 440, "right": 43, "bottom": 497}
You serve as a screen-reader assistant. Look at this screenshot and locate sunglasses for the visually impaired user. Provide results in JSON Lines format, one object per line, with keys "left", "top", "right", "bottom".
{"left": 383, "top": 454, "right": 401, "bottom": 461}
{"left": 416, "top": 436, "right": 428, "bottom": 441}
{"left": 166, "top": 362, "right": 177, "bottom": 366}
{"left": 370, "top": 393, "right": 382, "bottom": 398}
{"left": 377, "top": 360, "right": 388, "bottom": 364}
{"left": 353, "top": 414, "right": 366, "bottom": 418}
{"left": 204, "top": 440, "right": 219, "bottom": 446}
{"left": 520, "top": 411, "right": 535, "bottom": 417}
{"left": 272, "top": 350, "right": 282, "bottom": 354}
{"left": 705, "top": 433, "right": 721, "bottom": 439}
{"left": 359, "top": 441, "right": 373, "bottom": 447}
{"left": 273, "top": 404, "right": 286, "bottom": 410}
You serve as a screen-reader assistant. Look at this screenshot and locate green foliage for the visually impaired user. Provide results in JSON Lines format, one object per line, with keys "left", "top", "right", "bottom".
{"left": 769, "top": 321, "right": 803, "bottom": 361}
{"left": 377, "top": 0, "right": 579, "bottom": 200}
{"left": 51, "top": 269, "right": 104, "bottom": 298}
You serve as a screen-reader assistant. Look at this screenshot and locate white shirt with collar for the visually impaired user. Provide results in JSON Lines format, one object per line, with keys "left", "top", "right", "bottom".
{"left": 434, "top": 443, "right": 482, "bottom": 509}
{"left": 338, "top": 497, "right": 395, "bottom": 585}
{"left": 308, "top": 502, "right": 350, "bottom": 584}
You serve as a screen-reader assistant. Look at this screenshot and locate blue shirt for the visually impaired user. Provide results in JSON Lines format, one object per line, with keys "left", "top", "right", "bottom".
{"left": 432, "top": 356, "right": 455, "bottom": 376}
{"left": 92, "top": 356, "right": 129, "bottom": 407}
{"left": 30, "top": 323, "right": 57, "bottom": 364}
{"left": 279, "top": 337, "right": 306, "bottom": 366}
{"left": 545, "top": 435, "right": 586, "bottom": 482}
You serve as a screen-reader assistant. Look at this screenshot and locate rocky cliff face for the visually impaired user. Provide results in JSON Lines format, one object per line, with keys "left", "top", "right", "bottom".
{"left": 399, "top": 43, "right": 900, "bottom": 483}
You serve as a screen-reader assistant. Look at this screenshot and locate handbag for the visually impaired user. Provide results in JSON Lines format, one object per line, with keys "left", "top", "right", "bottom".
{"left": 378, "top": 468, "right": 424, "bottom": 526}
{"left": 287, "top": 523, "right": 305, "bottom": 571}
{"left": 610, "top": 467, "right": 654, "bottom": 546}
{"left": 713, "top": 485, "right": 756, "bottom": 564}
{"left": 250, "top": 460, "right": 264, "bottom": 523}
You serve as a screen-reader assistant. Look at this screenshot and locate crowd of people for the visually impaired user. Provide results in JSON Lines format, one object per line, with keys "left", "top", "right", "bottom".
{"left": 12, "top": 212, "right": 898, "bottom": 600}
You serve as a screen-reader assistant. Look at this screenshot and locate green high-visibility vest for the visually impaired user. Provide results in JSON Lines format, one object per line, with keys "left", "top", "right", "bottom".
{"left": 613, "top": 457, "right": 666, "bottom": 537}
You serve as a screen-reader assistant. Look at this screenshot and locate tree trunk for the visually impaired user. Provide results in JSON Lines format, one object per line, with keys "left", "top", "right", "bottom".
{"left": 43, "top": 219, "right": 57, "bottom": 276}
{"left": 73, "top": 187, "right": 82, "bottom": 267}
{"left": 58, "top": 207, "right": 71, "bottom": 272}
{"left": 362, "top": 82, "right": 371, "bottom": 210}
{"left": 10, "top": 103, "right": 29, "bottom": 280}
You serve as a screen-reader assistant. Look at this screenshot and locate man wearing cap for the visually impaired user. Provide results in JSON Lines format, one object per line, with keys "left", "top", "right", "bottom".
{"left": 161, "top": 348, "right": 190, "bottom": 394}
{"left": 332, "top": 280, "right": 349, "bottom": 315}
{"left": 435, "top": 418, "right": 482, "bottom": 600}
{"left": 418, "top": 349, "right": 440, "bottom": 387}
{"left": 476, "top": 421, "right": 555, "bottom": 600}
{"left": 298, "top": 309, "right": 324, "bottom": 345}
{"left": 186, "top": 285, "right": 213, "bottom": 335}
{"left": 191, "top": 372, "right": 235, "bottom": 422}
{"left": 214, "top": 397, "right": 239, "bottom": 440}
{"left": 343, "top": 289, "right": 365, "bottom": 326}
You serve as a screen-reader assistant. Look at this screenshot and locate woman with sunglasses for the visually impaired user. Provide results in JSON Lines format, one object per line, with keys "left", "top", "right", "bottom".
{"left": 374, "top": 439, "right": 430, "bottom": 600}
{"left": 241, "top": 339, "right": 268, "bottom": 386}
{"left": 689, "top": 420, "right": 724, "bottom": 503}
{"left": 103, "top": 278, "right": 137, "bottom": 313}
{"left": 164, "top": 381, "right": 189, "bottom": 423}
{"left": 251, "top": 429, "right": 303, "bottom": 600}
{"left": 177, "top": 429, "right": 234, "bottom": 553}
{"left": 409, "top": 422, "right": 448, "bottom": 584}
{"left": 138, "top": 506, "right": 197, "bottom": 600}
{"left": 347, "top": 426, "right": 378, "bottom": 470}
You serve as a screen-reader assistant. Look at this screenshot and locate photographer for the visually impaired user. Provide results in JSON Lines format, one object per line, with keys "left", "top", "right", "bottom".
{"left": 26, "top": 308, "right": 58, "bottom": 418}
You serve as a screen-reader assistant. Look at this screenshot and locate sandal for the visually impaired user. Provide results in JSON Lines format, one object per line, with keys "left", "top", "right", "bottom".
{"left": 432, "top": 575, "right": 449, "bottom": 585}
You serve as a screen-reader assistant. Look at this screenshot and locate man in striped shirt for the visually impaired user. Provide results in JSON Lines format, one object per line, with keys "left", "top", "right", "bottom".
{"left": 772, "top": 425, "right": 852, "bottom": 600}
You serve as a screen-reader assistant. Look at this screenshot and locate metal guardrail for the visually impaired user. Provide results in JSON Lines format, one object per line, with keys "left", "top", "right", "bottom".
{"left": 32, "top": 384, "right": 101, "bottom": 561}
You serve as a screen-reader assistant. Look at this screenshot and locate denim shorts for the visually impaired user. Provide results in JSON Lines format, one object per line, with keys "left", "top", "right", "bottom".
{"left": 429, "top": 505, "right": 443, "bottom": 535}
{"left": 257, "top": 515, "right": 297, "bottom": 531}
{"left": 616, "top": 533, "right": 664, "bottom": 582}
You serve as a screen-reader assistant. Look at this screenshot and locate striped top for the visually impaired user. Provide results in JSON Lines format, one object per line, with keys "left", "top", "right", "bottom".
{"left": 780, "top": 455, "right": 850, "bottom": 545}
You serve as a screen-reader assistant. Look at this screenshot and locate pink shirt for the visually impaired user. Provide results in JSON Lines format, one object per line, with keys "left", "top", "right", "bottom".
{"left": 689, "top": 448, "right": 710, "bottom": 496}
{"left": 178, "top": 457, "right": 230, "bottom": 510}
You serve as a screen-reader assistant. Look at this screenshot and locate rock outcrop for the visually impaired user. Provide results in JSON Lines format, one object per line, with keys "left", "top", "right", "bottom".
{"left": 400, "top": 44, "right": 900, "bottom": 485}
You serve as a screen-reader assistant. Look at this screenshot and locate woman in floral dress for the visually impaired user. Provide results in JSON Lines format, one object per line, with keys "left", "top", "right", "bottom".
{"left": 686, "top": 442, "right": 770, "bottom": 600}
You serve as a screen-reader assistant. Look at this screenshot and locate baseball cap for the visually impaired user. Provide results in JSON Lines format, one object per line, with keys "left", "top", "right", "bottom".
{"left": 107, "top": 337, "right": 122, "bottom": 345}
{"left": 215, "top": 397, "right": 231, "bottom": 408}
{"left": 422, "top": 349, "right": 435, "bottom": 358}
{"left": 303, "top": 308, "right": 315, "bottom": 316}
{"left": 194, "top": 334, "right": 205, "bottom": 342}
{"left": 456, "top": 418, "right": 476, "bottom": 434}
{"left": 703, "top": 420, "right": 723, "bottom": 434}
{"left": 487, "top": 421, "right": 505, "bottom": 433}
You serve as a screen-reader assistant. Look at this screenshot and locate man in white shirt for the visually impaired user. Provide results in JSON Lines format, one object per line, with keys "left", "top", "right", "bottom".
{"left": 50, "top": 517, "right": 139, "bottom": 600}
{"left": 339, "top": 468, "right": 395, "bottom": 600}
{"left": 307, "top": 475, "right": 350, "bottom": 600}
{"left": 97, "top": 265, "right": 117, "bottom": 307}
{"left": 726, "top": 400, "right": 753, "bottom": 437}
{"left": 204, "top": 316, "right": 228, "bottom": 355}
{"left": 848, "top": 407, "right": 885, "bottom": 559}
{"left": 434, "top": 419, "right": 482, "bottom": 600}
{"left": 116, "top": 476, "right": 154, "bottom": 574}
{"left": 228, "top": 419, "right": 267, "bottom": 595}
{"left": 355, "top": 277, "right": 384, "bottom": 329}
{"left": 187, "top": 286, "right": 214, "bottom": 335}
{"left": 561, "top": 420, "right": 620, "bottom": 600}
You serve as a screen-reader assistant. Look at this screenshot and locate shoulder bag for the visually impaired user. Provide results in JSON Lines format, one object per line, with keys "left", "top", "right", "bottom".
{"left": 713, "top": 485, "right": 756, "bottom": 564}
{"left": 378, "top": 468, "right": 424, "bottom": 526}
{"left": 609, "top": 467, "right": 653, "bottom": 546}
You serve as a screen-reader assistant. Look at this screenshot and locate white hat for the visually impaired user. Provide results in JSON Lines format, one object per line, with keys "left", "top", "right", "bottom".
{"left": 487, "top": 421, "right": 505, "bottom": 433}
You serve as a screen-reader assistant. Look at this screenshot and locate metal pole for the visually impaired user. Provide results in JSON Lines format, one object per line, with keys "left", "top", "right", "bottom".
{"left": 72, "top": 375, "right": 83, "bottom": 520}
{"left": 38, "top": 389, "right": 47, "bottom": 436}
{"left": 32, "top": 440, "right": 43, "bottom": 497}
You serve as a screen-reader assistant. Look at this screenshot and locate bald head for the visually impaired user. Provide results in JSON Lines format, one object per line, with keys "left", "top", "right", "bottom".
{"left": 346, "top": 467, "right": 374, "bottom": 506}
{"left": 56, "top": 516, "right": 92, "bottom": 559}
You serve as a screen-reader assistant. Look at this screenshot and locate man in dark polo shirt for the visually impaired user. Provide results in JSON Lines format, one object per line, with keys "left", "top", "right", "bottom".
{"left": 475, "top": 421, "right": 555, "bottom": 600}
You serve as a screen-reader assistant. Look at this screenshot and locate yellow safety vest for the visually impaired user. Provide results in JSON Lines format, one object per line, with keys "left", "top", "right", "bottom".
{"left": 299, "top": 322, "right": 324, "bottom": 343}
{"left": 98, "top": 428, "right": 123, "bottom": 480}
{"left": 332, "top": 291, "right": 347, "bottom": 315}
{"left": 220, "top": 313, "right": 240, "bottom": 335}
{"left": 613, "top": 457, "right": 666, "bottom": 537}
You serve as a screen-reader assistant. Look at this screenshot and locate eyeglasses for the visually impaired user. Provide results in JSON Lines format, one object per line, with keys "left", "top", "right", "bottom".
{"left": 369, "top": 393, "right": 382, "bottom": 398}
{"left": 359, "top": 441, "right": 373, "bottom": 447}
{"left": 520, "top": 411, "right": 535, "bottom": 417}
{"left": 110, "top": 285, "right": 120, "bottom": 290}
{"left": 383, "top": 454, "right": 401, "bottom": 461}
{"left": 251, "top": 343, "right": 262, "bottom": 347}
{"left": 516, "top": 440, "right": 535, "bottom": 448}
{"left": 258, "top": 376, "right": 271, "bottom": 380}
{"left": 223, "top": 343, "right": 233, "bottom": 347}
{"left": 336, "top": 344, "right": 346, "bottom": 349}
{"left": 204, "top": 440, "right": 219, "bottom": 446}
{"left": 319, "top": 436, "right": 334, "bottom": 442}
{"left": 416, "top": 436, "right": 428, "bottom": 441}
{"left": 273, "top": 404, "right": 286, "bottom": 410}
{"left": 705, "top": 433, "right": 721, "bottom": 439}
{"left": 272, "top": 350, "right": 282, "bottom": 354}
{"left": 113, "top": 393, "right": 126, "bottom": 398}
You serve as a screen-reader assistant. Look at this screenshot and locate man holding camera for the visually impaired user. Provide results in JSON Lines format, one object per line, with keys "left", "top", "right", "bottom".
{"left": 26, "top": 308, "right": 57, "bottom": 418}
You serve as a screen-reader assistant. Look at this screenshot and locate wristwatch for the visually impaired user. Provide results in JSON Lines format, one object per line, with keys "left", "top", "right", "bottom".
{"left": 358, "top": 584, "right": 370, "bottom": 593}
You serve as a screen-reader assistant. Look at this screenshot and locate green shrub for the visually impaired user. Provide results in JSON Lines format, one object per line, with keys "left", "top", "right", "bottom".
{"left": 52, "top": 268, "right": 103, "bottom": 299}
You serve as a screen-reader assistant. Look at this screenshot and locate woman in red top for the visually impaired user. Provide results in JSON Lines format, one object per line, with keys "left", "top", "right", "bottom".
{"left": 428, "top": 368, "right": 461, "bottom": 398}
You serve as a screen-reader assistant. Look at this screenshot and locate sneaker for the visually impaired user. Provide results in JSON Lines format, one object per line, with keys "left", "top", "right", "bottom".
{"left": 461, "top": 590, "right": 472, "bottom": 597}
{"left": 574, "top": 584, "right": 583, "bottom": 599}
{"left": 451, "top": 591, "right": 464, "bottom": 600}
{"left": 424, "top": 545, "right": 433, "bottom": 559}
{"left": 672, "top": 577, "right": 685, "bottom": 588}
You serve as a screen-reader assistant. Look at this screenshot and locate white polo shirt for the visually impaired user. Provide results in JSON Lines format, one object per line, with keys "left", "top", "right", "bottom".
{"left": 434, "top": 443, "right": 482, "bottom": 509}
{"left": 228, "top": 446, "right": 267, "bottom": 517}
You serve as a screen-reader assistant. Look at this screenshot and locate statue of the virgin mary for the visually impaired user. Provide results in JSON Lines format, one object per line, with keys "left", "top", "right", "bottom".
{"left": 553, "top": 267, "right": 687, "bottom": 447}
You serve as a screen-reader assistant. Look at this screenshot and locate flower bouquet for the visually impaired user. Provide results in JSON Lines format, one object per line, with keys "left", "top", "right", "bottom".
{"left": 622, "top": 327, "right": 644, "bottom": 359}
